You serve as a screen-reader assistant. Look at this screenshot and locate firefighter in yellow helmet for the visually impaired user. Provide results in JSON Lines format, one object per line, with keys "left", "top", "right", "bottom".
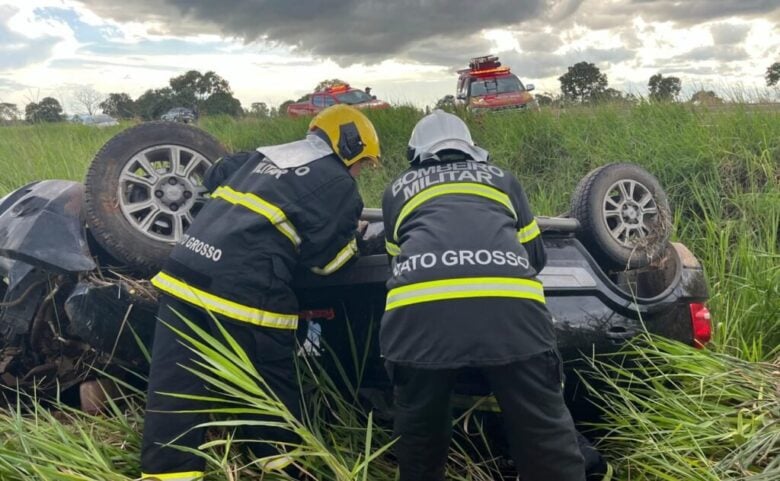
{"left": 141, "top": 105, "right": 380, "bottom": 481}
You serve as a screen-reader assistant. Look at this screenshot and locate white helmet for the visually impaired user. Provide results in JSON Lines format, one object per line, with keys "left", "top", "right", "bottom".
{"left": 407, "top": 110, "right": 489, "bottom": 164}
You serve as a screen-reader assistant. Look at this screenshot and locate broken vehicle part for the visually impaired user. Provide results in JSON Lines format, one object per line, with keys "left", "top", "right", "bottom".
{"left": 0, "top": 180, "right": 94, "bottom": 274}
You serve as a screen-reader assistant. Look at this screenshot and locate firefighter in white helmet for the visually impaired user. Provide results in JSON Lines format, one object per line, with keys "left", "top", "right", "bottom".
{"left": 380, "top": 110, "right": 586, "bottom": 481}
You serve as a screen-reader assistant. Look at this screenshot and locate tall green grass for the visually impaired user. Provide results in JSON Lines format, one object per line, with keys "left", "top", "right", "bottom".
{"left": 584, "top": 336, "right": 779, "bottom": 481}
{"left": 0, "top": 103, "right": 777, "bottom": 480}
{"left": 0, "top": 314, "right": 505, "bottom": 481}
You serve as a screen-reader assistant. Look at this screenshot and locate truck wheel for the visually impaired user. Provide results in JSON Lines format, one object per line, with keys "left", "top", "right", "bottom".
{"left": 570, "top": 163, "right": 671, "bottom": 269}
{"left": 84, "top": 122, "right": 227, "bottom": 275}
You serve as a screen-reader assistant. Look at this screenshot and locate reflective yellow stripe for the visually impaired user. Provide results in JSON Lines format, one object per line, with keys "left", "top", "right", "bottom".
{"left": 141, "top": 471, "right": 204, "bottom": 481}
{"left": 386, "top": 277, "right": 545, "bottom": 310}
{"left": 212, "top": 186, "right": 301, "bottom": 247}
{"left": 385, "top": 240, "right": 401, "bottom": 256}
{"left": 151, "top": 272, "right": 298, "bottom": 329}
{"left": 517, "top": 219, "right": 541, "bottom": 243}
{"left": 393, "top": 183, "right": 516, "bottom": 241}
{"left": 311, "top": 238, "right": 357, "bottom": 275}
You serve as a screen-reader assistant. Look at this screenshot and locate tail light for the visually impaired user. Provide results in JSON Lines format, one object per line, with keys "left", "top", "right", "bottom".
{"left": 689, "top": 303, "right": 712, "bottom": 348}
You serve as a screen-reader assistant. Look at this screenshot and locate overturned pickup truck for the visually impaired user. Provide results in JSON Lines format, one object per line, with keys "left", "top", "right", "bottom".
{"left": 0, "top": 122, "right": 711, "bottom": 415}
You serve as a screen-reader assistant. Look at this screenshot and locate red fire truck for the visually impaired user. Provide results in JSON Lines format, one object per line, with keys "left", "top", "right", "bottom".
{"left": 286, "top": 84, "right": 389, "bottom": 117}
{"left": 456, "top": 55, "right": 537, "bottom": 112}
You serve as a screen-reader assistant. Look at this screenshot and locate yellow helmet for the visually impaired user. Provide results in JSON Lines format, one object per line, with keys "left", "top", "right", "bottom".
{"left": 309, "top": 105, "right": 381, "bottom": 167}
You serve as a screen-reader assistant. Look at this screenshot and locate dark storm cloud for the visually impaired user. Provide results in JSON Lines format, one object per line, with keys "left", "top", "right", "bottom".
{"left": 75, "top": 0, "right": 582, "bottom": 65}
{"left": 0, "top": 6, "right": 59, "bottom": 69}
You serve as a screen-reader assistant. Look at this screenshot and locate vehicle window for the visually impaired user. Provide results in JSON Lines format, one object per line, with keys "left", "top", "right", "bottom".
{"left": 469, "top": 75, "right": 524, "bottom": 96}
{"left": 312, "top": 95, "right": 326, "bottom": 107}
{"left": 335, "top": 90, "right": 373, "bottom": 105}
{"left": 457, "top": 78, "right": 468, "bottom": 98}
{"left": 324, "top": 95, "right": 337, "bottom": 106}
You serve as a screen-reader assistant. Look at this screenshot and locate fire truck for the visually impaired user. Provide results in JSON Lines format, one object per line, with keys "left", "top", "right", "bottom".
{"left": 286, "top": 84, "right": 389, "bottom": 117}
{"left": 456, "top": 55, "right": 537, "bottom": 112}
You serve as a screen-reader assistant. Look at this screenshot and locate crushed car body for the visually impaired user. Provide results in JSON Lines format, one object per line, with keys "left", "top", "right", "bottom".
{"left": 0, "top": 180, "right": 156, "bottom": 395}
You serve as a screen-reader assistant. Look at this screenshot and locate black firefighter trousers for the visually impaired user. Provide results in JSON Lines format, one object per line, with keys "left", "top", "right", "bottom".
{"left": 388, "top": 351, "right": 586, "bottom": 481}
{"left": 141, "top": 295, "right": 301, "bottom": 477}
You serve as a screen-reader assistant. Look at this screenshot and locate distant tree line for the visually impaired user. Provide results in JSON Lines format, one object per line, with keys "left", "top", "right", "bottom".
{"left": 106, "top": 70, "right": 244, "bottom": 120}
{"left": 0, "top": 73, "right": 357, "bottom": 125}
{"left": 0, "top": 70, "right": 261, "bottom": 124}
{"left": 557, "top": 62, "right": 683, "bottom": 104}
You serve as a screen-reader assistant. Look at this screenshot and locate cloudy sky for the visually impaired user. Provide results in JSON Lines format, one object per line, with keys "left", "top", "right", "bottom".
{"left": 1, "top": 0, "right": 778, "bottom": 113}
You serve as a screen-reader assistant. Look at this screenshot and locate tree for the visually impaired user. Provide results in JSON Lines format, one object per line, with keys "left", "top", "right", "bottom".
{"left": 100, "top": 93, "right": 136, "bottom": 119}
{"left": 201, "top": 91, "right": 243, "bottom": 116}
{"left": 691, "top": 90, "right": 723, "bottom": 105}
{"left": 71, "top": 86, "right": 104, "bottom": 115}
{"left": 250, "top": 102, "right": 270, "bottom": 117}
{"left": 766, "top": 62, "right": 780, "bottom": 87}
{"left": 434, "top": 95, "right": 456, "bottom": 110}
{"left": 169, "top": 70, "right": 231, "bottom": 101}
{"left": 25, "top": 97, "right": 64, "bottom": 123}
{"left": 167, "top": 70, "right": 242, "bottom": 117}
{"left": 314, "top": 78, "right": 348, "bottom": 92}
{"left": 648, "top": 73, "right": 682, "bottom": 102}
{"left": 279, "top": 99, "right": 295, "bottom": 115}
{"left": 135, "top": 88, "right": 180, "bottom": 120}
{"left": 0, "top": 102, "right": 20, "bottom": 123}
{"left": 558, "top": 62, "right": 608, "bottom": 102}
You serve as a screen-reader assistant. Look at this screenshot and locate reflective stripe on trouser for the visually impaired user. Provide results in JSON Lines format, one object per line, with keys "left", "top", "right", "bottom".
{"left": 393, "top": 183, "right": 517, "bottom": 241}
{"left": 385, "top": 277, "right": 545, "bottom": 311}
{"left": 142, "top": 296, "right": 301, "bottom": 479}
{"left": 211, "top": 186, "right": 301, "bottom": 247}
{"left": 140, "top": 471, "right": 203, "bottom": 481}
{"left": 311, "top": 238, "right": 357, "bottom": 275}
{"left": 517, "top": 219, "right": 540, "bottom": 243}
{"left": 151, "top": 272, "right": 298, "bottom": 329}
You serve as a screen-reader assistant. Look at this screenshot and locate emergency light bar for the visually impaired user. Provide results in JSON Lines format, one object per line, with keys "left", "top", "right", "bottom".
{"left": 469, "top": 55, "right": 501, "bottom": 71}
{"left": 326, "top": 84, "right": 350, "bottom": 93}
{"left": 471, "top": 66, "right": 511, "bottom": 77}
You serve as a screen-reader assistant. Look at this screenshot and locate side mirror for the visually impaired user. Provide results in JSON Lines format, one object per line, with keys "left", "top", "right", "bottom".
{"left": 526, "top": 84, "right": 535, "bottom": 92}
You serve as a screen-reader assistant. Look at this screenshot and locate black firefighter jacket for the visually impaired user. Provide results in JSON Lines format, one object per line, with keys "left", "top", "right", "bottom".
{"left": 151, "top": 150, "right": 363, "bottom": 331}
{"left": 380, "top": 159, "right": 556, "bottom": 368}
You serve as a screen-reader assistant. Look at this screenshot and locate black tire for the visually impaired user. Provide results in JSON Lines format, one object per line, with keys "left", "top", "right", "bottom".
{"left": 570, "top": 163, "right": 671, "bottom": 269}
{"left": 84, "top": 122, "right": 227, "bottom": 275}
